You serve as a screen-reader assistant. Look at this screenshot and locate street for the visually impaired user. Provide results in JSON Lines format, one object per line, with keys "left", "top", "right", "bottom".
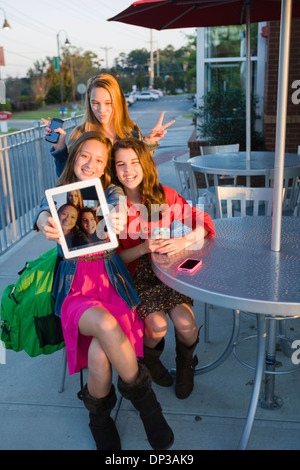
{"left": 9, "top": 95, "right": 194, "bottom": 139}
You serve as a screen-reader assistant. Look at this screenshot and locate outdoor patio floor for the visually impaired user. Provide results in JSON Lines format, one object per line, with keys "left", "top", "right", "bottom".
{"left": 1, "top": 129, "right": 300, "bottom": 451}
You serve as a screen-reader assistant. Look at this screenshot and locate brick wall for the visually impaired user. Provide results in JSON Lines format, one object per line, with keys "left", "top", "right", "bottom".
{"left": 263, "top": 18, "right": 300, "bottom": 153}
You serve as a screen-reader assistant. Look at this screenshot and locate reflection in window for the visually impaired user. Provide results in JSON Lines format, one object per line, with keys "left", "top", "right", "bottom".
{"left": 205, "top": 61, "right": 257, "bottom": 94}
{"left": 205, "top": 24, "right": 258, "bottom": 59}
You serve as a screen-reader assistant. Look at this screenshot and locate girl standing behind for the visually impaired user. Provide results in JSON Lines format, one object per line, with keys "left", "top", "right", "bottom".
{"left": 111, "top": 138, "right": 215, "bottom": 400}
{"left": 42, "top": 73, "right": 174, "bottom": 176}
{"left": 34, "top": 131, "right": 174, "bottom": 451}
{"left": 66, "top": 189, "right": 83, "bottom": 209}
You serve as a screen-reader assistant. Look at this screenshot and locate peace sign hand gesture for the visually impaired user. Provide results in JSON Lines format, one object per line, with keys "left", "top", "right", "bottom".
{"left": 143, "top": 112, "right": 175, "bottom": 144}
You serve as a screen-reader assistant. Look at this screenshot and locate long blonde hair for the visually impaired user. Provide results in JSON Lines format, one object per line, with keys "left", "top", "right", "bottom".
{"left": 56, "top": 131, "right": 112, "bottom": 190}
{"left": 71, "top": 74, "right": 140, "bottom": 143}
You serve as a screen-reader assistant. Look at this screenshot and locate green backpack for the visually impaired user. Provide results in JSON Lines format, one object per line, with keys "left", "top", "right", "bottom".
{"left": 0, "top": 247, "right": 65, "bottom": 357}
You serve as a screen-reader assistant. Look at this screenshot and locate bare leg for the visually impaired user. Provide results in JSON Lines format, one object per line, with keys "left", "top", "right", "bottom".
{"left": 78, "top": 306, "right": 139, "bottom": 397}
{"left": 169, "top": 303, "right": 198, "bottom": 345}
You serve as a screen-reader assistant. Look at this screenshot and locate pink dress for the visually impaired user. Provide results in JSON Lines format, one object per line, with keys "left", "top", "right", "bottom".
{"left": 61, "top": 257, "right": 144, "bottom": 375}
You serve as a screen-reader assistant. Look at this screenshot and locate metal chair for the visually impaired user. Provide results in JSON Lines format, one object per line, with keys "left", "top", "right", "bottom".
{"left": 172, "top": 155, "right": 199, "bottom": 206}
{"left": 265, "top": 167, "right": 300, "bottom": 213}
{"left": 200, "top": 144, "right": 240, "bottom": 187}
{"left": 200, "top": 144, "right": 240, "bottom": 155}
{"left": 293, "top": 185, "right": 300, "bottom": 217}
{"left": 215, "top": 186, "right": 275, "bottom": 218}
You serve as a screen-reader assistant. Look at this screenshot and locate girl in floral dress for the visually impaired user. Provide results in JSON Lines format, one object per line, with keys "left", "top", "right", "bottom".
{"left": 111, "top": 138, "right": 215, "bottom": 399}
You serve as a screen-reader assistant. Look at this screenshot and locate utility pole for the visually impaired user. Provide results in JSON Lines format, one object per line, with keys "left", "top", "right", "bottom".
{"left": 100, "top": 47, "right": 112, "bottom": 69}
{"left": 148, "top": 30, "right": 154, "bottom": 87}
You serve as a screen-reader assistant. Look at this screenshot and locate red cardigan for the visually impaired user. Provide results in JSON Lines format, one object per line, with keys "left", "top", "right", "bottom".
{"left": 118, "top": 186, "right": 215, "bottom": 276}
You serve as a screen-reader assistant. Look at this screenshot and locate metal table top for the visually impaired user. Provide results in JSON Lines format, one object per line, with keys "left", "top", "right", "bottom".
{"left": 152, "top": 216, "right": 300, "bottom": 316}
{"left": 189, "top": 151, "right": 300, "bottom": 176}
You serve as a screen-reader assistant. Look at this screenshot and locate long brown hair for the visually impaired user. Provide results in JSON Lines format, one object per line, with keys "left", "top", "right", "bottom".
{"left": 111, "top": 138, "right": 166, "bottom": 216}
{"left": 71, "top": 74, "right": 140, "bottom": 143}
{"left": 56, "top": 131, "right": 112, "bottom": 190}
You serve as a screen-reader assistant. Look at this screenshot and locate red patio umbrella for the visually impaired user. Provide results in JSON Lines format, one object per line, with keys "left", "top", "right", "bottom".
{"left": 108, "top": 0, "right": 300, "bottom": 29}
{"left": 109, "top": 0, "right": 300, "bottom": 254}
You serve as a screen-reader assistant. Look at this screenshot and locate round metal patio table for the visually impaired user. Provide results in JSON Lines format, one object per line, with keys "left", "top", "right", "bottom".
{"left": 151, "top": 216, "right": 300, "bottom": 450}
{"left": 189, "top": 151, "right": 300, "bottom": 186}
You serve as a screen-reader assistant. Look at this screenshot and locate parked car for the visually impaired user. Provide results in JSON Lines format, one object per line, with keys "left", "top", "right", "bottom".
{"left": 125, "top": 92, "right": 136, "bottom": 106}
{"left": 147, "top": 88, "right": 164, "bottom": 97}
{"left": 135, "top": 91, "right": 159, "bottom": 101}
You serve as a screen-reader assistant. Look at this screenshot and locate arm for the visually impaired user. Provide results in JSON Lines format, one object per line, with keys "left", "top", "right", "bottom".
{"left": 50, "top": 146, "right": 69, "bottom": 177}
{"left": 33, "top": 195, "right": 61, "bottom": 242}
{"left": 35, "top": 210, "right": 61, "bottom": 243}
{"left": 42, "top": 118, "right": 69, "bottom": 177}
{"left": 148, "top": 226, "right": 208, "bottom": 256}
{"left": 118, "top": 238, "right": 162, "bottom": 265}
{"left": 138, "top": 187, "right": 214, "bottom": 257}
{"left": 105, "top": 184, "right": 127, "bottom": 236}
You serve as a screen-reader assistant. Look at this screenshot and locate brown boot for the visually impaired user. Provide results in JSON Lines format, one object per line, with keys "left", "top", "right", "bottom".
{"left": 118, "top": 362, "right": 174, "bottom": 450}
{"left": 82, "top": 384, "right": 121, "bottom": 450}
{"left": 175, "top": 334, "right": 199, "bottom": 399}
{"left": 141, "top": 338, "right": 173, "bottom": 387}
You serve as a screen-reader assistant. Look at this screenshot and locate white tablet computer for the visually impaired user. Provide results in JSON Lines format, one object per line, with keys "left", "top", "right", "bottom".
{"left": 45, "top": 178, "right": 118, "bottom": 259}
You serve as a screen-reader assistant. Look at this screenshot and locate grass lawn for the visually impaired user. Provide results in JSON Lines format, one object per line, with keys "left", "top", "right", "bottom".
{"left": 11, "top": 107, "right": 83, "bottom": 120}
{"left": 0, "top": 128, "right": 21, "bottom": 134}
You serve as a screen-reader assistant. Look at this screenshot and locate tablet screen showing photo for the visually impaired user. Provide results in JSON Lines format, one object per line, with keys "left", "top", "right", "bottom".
{"left": 45, "top": 178, "right": 118, "bottom": 259}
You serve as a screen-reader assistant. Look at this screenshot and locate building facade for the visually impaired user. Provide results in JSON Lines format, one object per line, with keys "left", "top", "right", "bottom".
{"left": 195, "top": 19, "right": 300, "bottom": 153}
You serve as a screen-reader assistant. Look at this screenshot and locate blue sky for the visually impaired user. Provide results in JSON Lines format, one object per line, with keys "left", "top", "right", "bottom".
{"left": 0, "top": 0, "right": 196, "bottom": 78}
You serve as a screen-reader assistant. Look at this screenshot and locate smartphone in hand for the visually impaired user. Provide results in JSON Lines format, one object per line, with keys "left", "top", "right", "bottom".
{"left": 45, "top": 118, "right": 64, "bottom": 143}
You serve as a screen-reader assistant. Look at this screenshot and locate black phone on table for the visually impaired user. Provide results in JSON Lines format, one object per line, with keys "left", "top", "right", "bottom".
{"left": 45, "top": 118, "right": 64, "bottom": 143}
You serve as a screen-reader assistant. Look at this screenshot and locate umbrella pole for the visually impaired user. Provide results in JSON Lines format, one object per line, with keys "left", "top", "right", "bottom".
{"left": 245, "top": 1, "right": 251, "bottom": 164}
{"left": 271, "top": 0, "right": 292, "bottom": 252}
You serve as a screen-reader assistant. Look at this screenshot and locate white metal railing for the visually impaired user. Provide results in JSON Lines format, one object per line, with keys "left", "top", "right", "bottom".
{"left": 0, "top": 114, "right": 83, "bottom": 254}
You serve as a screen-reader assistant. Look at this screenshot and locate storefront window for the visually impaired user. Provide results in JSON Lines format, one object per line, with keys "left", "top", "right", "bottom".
{"left": 205, "top": 61, "right": 257, "bottom": 93}
{"left": 203, "top": 24, "right": 258, "bottom": 95}
{"left": 205, "top": 24, "right": 258, "bottom": 59}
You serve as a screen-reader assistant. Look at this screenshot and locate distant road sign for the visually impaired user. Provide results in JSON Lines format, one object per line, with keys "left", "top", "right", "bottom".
{"left": 77, "top": 83, "right": 87, "bottom": 94}
{"left": 0, "top": 111, "right": 12, "bottom": 120}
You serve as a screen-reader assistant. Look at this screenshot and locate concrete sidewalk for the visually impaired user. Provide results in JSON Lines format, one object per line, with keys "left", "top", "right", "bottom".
{"left": 1, "top": 131, "right": 300, "bottom": 451}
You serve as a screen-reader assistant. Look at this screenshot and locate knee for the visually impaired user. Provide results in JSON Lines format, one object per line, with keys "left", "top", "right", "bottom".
{"left": 144, "top": 311, "right": 168, "bottom": 339}
{"left": 94, "top": 310, "right": 119, "bottom": 338}
{"left": 171, "top": 305, "right": 197, "bottom": 335}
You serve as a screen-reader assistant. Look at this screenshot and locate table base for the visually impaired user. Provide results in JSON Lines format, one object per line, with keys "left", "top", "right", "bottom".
{"left": 238, "top": 314, "right": 300, "bottom": 450}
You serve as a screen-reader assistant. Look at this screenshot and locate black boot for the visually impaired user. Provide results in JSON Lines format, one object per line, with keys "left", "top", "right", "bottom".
{"left": 82, "top": 384, "right": 121, "bottom": 450}
{"left": 175, "top": 334, "right": 199, "bottom": 399}
{"left": 118, "top": 362, "right": 174, "bottom": 450}
{"left": 141, "top": 338, "right": 173, "bottom": 387}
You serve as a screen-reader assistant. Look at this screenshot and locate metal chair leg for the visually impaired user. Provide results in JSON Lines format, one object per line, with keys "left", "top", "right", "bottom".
{"left": 58, "top": 347, "right": 67, "bottom": 393}
{"left": 204, "top": 302, "right": 210, "bottom": 343}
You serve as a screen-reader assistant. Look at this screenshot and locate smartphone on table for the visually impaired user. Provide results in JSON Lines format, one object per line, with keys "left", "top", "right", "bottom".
{"left": 177, "top": 258, "right": 202, "bottom": 274}
{"left": 45, "top": 118, "right": 64, "bottom": 143}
